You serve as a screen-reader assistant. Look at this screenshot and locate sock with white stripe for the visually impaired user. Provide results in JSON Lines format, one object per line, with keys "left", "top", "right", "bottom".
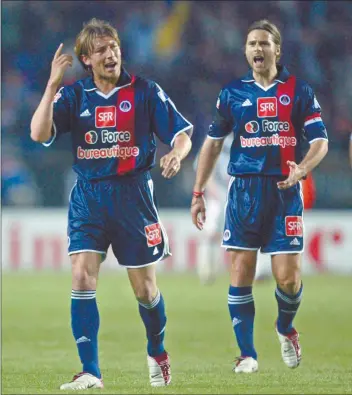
{"left": 71, "top": 290, "right": 101, "bottom": 378}
{"left": 228, "top": 285, "right": 257, "bottom": 359}
{"left": 275, "top": 283, "right": 303, "bottom": 335}
{"left": 138, "top": 289, "right": 166, "bottom": 357}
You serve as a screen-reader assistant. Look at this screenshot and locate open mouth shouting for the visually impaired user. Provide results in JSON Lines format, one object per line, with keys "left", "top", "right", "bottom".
{"left": 104, "top": 62, "right": 118, "bottom": 72}
{"left": 253, "top": 56, "right": 264, "bottom": 66}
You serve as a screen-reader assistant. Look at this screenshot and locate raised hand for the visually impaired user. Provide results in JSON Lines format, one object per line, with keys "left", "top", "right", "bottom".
{"left": 277, "top": 161, "right": 306, "bottom": 190}
{"left": 49, "top": 43, "right": 73, "bottom": 87}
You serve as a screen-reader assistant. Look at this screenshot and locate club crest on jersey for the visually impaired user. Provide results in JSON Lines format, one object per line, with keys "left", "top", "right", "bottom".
{"left": 95, "top": 106, "right": 116, "bottom": 128}
{"left": 279, "top": 94, "right": 291, "bottom": 106}
{"left": 119, "top": 100, "right": 131, "bottom": 112}
{"left": 85, "top": 130, "right": 98, "bottom": 144}
{"left": 145, "top": 223, "right": 162, "bottom": 247}
{"left": 285, "top": 216, "right": 303, "bottom": 237}
{"left": 257, "top": 97, "right": 277, "bottom": 118}
{"left": 245, "top": 120, "right": 259, "bottom": 134}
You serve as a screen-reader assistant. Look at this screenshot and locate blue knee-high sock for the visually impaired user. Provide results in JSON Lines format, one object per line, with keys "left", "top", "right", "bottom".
{"left": 71, "top": 290, "right": 101, "bottom": 378}
{"left": 228, "top": 285, "right": 257, "bottom": 359}
{"left": 138, "top": 289, "right": 166, "bottom": 357}
{"left": 275, "top": 283, "right": 303, "bottom": 335}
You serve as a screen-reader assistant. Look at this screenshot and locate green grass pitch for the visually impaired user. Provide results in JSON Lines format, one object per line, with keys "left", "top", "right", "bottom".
{"left": 2, "top": 272, "right": 352, "bottom": 394}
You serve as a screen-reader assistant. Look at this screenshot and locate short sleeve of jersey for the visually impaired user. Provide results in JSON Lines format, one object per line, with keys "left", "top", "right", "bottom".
{"left": 208, "top": 89, "right": 233, "bottom": 139}
{"left": 43, "top": 86, "right": 73, "bottom": 146}
{"left": 150, "top": 82, "right": 193, "bottom": 146}
{"left": 301, "top": 83, "right": 328, "bottom": 143}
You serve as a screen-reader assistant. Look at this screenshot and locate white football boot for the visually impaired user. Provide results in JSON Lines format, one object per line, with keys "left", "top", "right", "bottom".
{"left": 147, "top": 351, "right": 171, "bottom": 387}
{"left": 233, "top": 356, "right": 258, "bottom": 373}
{"left": 276, "top": 326, "right": 302, "bottom": 368}
{"left": 60, "top": 372, "right": 103, "bottom": 390}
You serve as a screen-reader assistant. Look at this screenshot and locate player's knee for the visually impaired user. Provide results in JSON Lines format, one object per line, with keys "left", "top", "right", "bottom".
{"left": 134, "top": 282, "right": 158, "bottom": 304}
{"left": 276, "top": 276, "right": 301, "bottom": 294}
{"left": 230, "top": 260, "right": 256, "bottom": 286}
{"left": 72, "top": 269, "right": 97, "bottom": 290}
{"left": 71, "top": 263, "right": 98, "bottom": 290}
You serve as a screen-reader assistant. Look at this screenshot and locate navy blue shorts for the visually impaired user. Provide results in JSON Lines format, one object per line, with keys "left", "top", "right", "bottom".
{"left": 222, "top": 176, "right": 304, "bottom": 254}
{"left": 67, "top": 172, "right": 171, "bottom": 267}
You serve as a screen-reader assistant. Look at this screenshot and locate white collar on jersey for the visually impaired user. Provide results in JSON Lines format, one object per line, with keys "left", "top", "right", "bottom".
{"left": 83, "top": 68, "right": 133, "bottom": 98}
{"left": 87, "top": 83, "right": 132, "bottom": 99}
{"left": 241, "top": 78, "right": 285, "bottom": 92}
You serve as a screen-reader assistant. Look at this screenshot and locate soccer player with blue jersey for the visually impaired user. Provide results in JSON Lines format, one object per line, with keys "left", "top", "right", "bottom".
{"left": 30, "top": 18, "right": 192, "bottom": 389}
{"left": 191, "top": 20, "right": 328, "bottom": 373}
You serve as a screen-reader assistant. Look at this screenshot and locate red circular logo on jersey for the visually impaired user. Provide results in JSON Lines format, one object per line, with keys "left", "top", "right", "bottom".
{"left": 85, "top": 130, "right": 98, "bottom": 144}
{"left": 245, "top": 121, "right": 259, "bottom": 134}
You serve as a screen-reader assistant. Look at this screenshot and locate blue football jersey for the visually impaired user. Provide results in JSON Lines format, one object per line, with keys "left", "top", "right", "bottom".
{"left": 44, "top": 68, "right": 193, "bottom": 180}
{"left": 208, "top": 65, "right": 328, "bottom": 176}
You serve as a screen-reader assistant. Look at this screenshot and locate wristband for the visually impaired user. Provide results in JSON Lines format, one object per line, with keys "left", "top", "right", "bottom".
{"left": 193, "top": 191, "right": 204, "bottom": 197}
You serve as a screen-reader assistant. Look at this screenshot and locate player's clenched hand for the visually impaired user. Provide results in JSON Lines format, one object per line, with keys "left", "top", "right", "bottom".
{"left": 160, "top": 151, "right": 181, "bottom": 179}
{"left": 277, "top": 161, "right": 306, "bottom": 190}
{"left": 191, "top": 196, "right": 206, "bottom": 230}
{"left": 48, "top": 43, "right": 73, "bottom": 87}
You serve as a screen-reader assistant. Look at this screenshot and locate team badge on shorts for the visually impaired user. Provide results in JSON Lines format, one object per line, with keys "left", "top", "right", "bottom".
{"left": 223, "top": 229, "right": 231, "bottom": 241}
{"left": 285, "top": 216, "right": 303, "bottom": 237}
{"left": 144, "top": 223, "right": 162, "bottom": 247}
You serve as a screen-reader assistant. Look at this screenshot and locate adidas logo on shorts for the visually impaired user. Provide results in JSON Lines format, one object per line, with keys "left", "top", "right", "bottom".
{"left": 289, "top": 237, "right": 300, "bottom": 246}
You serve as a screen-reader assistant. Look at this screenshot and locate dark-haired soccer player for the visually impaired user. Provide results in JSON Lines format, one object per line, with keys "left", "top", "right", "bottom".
{"left": 191, "top": 19, "right": 328, "bottom": 373}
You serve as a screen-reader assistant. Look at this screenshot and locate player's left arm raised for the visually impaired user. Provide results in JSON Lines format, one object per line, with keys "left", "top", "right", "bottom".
{"left": 160, "top": 132, "right": 192, "bottom": 179}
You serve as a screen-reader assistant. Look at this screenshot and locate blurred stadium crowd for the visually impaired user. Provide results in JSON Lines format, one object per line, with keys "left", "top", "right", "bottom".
{"left": 2, "top": 0, "right": 352, "bottom": 208}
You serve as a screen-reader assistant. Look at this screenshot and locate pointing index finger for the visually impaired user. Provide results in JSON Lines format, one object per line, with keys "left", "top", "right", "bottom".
{"left": 54, "top": 43, "right": 64, "bottom": 60}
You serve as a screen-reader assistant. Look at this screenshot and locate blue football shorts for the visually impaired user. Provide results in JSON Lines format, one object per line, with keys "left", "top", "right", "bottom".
{"left": 67, "top": 171, "right": 171, "bottom": 267}
{"left": 222, "top": 175, "right": 304, "bottom": 254}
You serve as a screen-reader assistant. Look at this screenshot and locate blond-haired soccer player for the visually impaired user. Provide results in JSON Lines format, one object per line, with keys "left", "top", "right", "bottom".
{"left": 31, "top": 18, "right": 192, "bottom": 389}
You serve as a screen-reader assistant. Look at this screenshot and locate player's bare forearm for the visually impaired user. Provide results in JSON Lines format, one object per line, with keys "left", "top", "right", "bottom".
{"left": 298, "top": 139, "right": 328, "bottom": 175}
{"left": 31, "top": 43, "right": 73, "bottom": 143}
{"left": 160, "top": 131, "right": 192, "bottom": 178}
{"left": 171, "top": 131, "right": 193, "bottom": 161}
{"left": 30, "top": 83, "right": 57, "bottom": 143}
{"left": 193, "top": 137, "right": 224, "bottom": 192}
{"left": 277, "top": 139, "right": 328, "bottom": 190}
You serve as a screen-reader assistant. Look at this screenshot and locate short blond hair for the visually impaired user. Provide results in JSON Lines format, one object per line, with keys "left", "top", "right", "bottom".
{"left": 247, "top": 19, "right": 282, "bottom": 60}
{"left": 74, "top": 18, "right": 121, "bottom": 70}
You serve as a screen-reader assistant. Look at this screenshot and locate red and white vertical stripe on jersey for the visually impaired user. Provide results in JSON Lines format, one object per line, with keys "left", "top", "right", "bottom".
{"left": 277, "top": 76, "right": 296, "bottom": 175}
{"left": 116, "top": 76, "right": 136, "bottom": 175}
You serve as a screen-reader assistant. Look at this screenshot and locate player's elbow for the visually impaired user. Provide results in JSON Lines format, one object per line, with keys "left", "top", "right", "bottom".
{"left": 30, "top": 129, "right": 45, "bottom": 143}
{"left": 173, "top": 131, "right": 192, "bottom": 154}
{"left": 30, "top": 129, "right": 42, "bottom": 142}
{"left": 311, "top": 139, "right": 328, "bottom": 158}
{"left": 321, "top": 140, "right": 328, "bottom": 157}
{"left": 30, "top": 122, "right": 51, "bottom": 143}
